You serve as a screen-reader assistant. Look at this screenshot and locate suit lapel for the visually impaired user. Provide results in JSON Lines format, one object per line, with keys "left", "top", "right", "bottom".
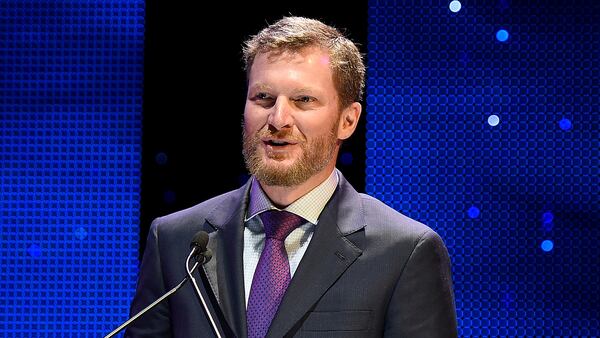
{"left": 202, "top": 182, "right": 251, "bottom": 338}
{"left": 266, "top": 173, "right": 366, "bottom": 337}
{"left": 200, "top": 172, "right": 365, "bottom": 338}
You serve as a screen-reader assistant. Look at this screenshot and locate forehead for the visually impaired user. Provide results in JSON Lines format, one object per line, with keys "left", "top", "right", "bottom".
{"left": 249, "top": 48, "right": 334, "bottom": 92}
{"left": 254, "top": 46, "right": 331, "bottom": 69}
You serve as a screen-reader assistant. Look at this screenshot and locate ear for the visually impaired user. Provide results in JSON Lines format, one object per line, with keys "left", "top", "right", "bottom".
{"left": 337, "top": 102, "right": 362, "bottom": 140}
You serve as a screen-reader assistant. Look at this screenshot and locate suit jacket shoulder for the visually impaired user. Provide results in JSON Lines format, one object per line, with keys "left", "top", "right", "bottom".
{"left": 359, "top": 192, "right": 434, "bottom": 237}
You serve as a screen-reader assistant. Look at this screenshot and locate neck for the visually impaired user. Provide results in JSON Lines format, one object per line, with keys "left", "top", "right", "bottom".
{"left": 259, "top": 165, "right": 336, "bottom": 208}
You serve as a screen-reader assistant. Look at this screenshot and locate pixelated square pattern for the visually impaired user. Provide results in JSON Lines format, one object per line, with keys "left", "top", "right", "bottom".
{"left": 1, "top": 1, "right": 144, "bottom": 337}
{"left": 367, "top": 1, "right": 599, "bottom": 336}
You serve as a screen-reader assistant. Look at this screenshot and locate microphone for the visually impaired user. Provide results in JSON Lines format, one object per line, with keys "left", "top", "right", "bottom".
{"left": 104, "top": 230, "right": 220, "bottom": 338}
{"left": 190, "top": 230, "right": 212, "bottom": 264}
{"left": 186, "top": 231, "right": 222, "bottom": 338}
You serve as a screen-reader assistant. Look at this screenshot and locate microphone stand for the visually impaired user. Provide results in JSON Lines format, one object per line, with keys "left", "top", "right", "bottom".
{"left": 103, "top": 260, "right": 200, "bottom": 338}
{"left": 186, "top": 249, "right": 222, "bottom": 338}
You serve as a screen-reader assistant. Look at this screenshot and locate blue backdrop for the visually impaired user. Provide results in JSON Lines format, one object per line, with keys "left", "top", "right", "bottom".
{"left": 366, "top": 1, "right": 599, "bottom": 336}
{"left": 0, "top": 1, "right": 143, "bottom": 337}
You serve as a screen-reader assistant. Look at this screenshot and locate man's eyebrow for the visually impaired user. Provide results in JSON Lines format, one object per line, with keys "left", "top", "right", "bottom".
{"left": 291, "top": 87, "right": 319, "bottom": 96}
{"left": 249, "top": 83, "right": 272, "bottom": 92}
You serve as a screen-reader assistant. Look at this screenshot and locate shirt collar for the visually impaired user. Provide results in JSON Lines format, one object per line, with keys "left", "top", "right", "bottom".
{"left": 245, "top": 169, "right": 339, "bottom": 225}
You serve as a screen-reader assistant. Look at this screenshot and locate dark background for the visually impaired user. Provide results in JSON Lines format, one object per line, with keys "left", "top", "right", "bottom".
{"left": 141, "top": 1, "right": 369, "bottom": 255}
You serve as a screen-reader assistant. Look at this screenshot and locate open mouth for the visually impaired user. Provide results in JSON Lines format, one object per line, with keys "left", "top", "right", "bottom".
{"left": 266, "top": 140, "right": 292, "bottom": 146}
{"left": 263, "top": 138, "right": 298, "bottom": 147}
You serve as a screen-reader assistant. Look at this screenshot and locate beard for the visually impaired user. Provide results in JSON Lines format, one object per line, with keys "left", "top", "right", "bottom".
{"left": 242, "top": 122, "right": 339, "bottom": 187}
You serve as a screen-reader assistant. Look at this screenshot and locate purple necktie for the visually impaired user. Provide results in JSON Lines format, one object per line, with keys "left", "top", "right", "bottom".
{"left": 246, "top": 210, "right": 305, "bottom": 338}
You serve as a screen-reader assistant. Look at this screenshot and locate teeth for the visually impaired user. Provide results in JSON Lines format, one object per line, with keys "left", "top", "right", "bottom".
{"left": 271, "top": 140, "right": 287, "bottom": 145}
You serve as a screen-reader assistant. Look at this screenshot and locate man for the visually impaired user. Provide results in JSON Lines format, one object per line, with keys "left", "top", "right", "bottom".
{"left": 126, "top": 16, "right": 457, "bottom": 337}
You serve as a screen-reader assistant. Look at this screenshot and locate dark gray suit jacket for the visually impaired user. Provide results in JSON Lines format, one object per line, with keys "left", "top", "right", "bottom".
{"left": 125, "top": 173, "right": 457, "bottom": 337}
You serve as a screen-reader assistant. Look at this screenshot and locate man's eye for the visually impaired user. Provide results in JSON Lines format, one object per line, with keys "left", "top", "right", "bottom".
{"left": 295, "top": 96, "right": 314, "bottom": 103}
{"left": 251, "top": 92, "right": 275, "bottom": 108}
{"left": 255, "top": 93, "right": 270, "bottom": 100}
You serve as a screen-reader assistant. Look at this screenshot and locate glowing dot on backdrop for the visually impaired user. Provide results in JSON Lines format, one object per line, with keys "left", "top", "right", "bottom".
{"left": 488, "top": 114, "right": 500, "bottom": 126}
{"left": 496, "top": 29, "right": 509, "bottom": 42}
{"left": 541, "top": 240, "right": 554, "bottom": 252}
{"left": 449, "top": 1, "right": 462, "bottom": 13}
{"left": 542, "top": 211, "right": 554, "bottom": 231}
{"left": 468, "top": 206, "right": 480, "bottom": 218}
{"left": 542, "top": 211, "right": 554, "bottom": 224}
{"left": 155, "top": 152, "right": 168, "bottom": 165}
{"left": 559, "top": 118, "right": 572, "bottom": 131}
{"left": 74, "top": 227, "right": 88, "bottom": 240}
{"left": 27, "top": 244, "right": 41, "bottom": 258}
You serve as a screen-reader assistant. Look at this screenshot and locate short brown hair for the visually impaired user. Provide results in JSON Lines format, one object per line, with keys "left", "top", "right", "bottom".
{"left": 243, "top": 16, "right": 365, "bottom": 109}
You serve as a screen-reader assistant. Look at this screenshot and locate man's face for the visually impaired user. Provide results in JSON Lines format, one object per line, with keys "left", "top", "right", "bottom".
{"left": 242, "top": 47, "right": 342, "bottom": 187}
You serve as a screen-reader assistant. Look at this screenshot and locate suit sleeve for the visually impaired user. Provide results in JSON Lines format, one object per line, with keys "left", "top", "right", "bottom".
{"left": 384, "top": 230, "right": 458, "bottom": 338}
{"left": 124, "top": 218, "right": 173, "bottom": 338}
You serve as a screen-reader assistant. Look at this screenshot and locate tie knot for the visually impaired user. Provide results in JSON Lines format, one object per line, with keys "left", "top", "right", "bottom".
{"left": 259, "top": 210, "right": 305, "bottom": 240}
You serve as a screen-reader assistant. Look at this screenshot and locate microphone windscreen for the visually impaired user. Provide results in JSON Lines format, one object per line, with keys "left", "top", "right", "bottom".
{"left": 203, "top": 249, "right": 213, "bottom": 263}
{"left": 190, "top": 231, "right": 209, "bottom": 251}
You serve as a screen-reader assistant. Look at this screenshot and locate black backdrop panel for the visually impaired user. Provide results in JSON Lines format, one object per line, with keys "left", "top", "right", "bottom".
{"left": 141, "top": 1, "right": 368, "bottom": 256}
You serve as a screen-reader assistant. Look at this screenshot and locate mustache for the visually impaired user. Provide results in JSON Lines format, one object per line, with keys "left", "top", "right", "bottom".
{"left": 255, "top": 127, "right": 304, "bottom": 142}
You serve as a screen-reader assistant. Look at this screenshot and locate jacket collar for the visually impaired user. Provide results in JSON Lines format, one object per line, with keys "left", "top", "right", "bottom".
{"left": 202, "top": 170, "right": 366, "bottom": 338}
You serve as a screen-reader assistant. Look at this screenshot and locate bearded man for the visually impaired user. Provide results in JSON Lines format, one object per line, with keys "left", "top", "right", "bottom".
{"left": 126, "top": 16, "right": 457, "bottom": 338}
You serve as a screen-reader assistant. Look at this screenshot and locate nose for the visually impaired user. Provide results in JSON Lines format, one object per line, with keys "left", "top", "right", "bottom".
{"left": 267, "top": 97, "right": 294, "bottom": 130}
